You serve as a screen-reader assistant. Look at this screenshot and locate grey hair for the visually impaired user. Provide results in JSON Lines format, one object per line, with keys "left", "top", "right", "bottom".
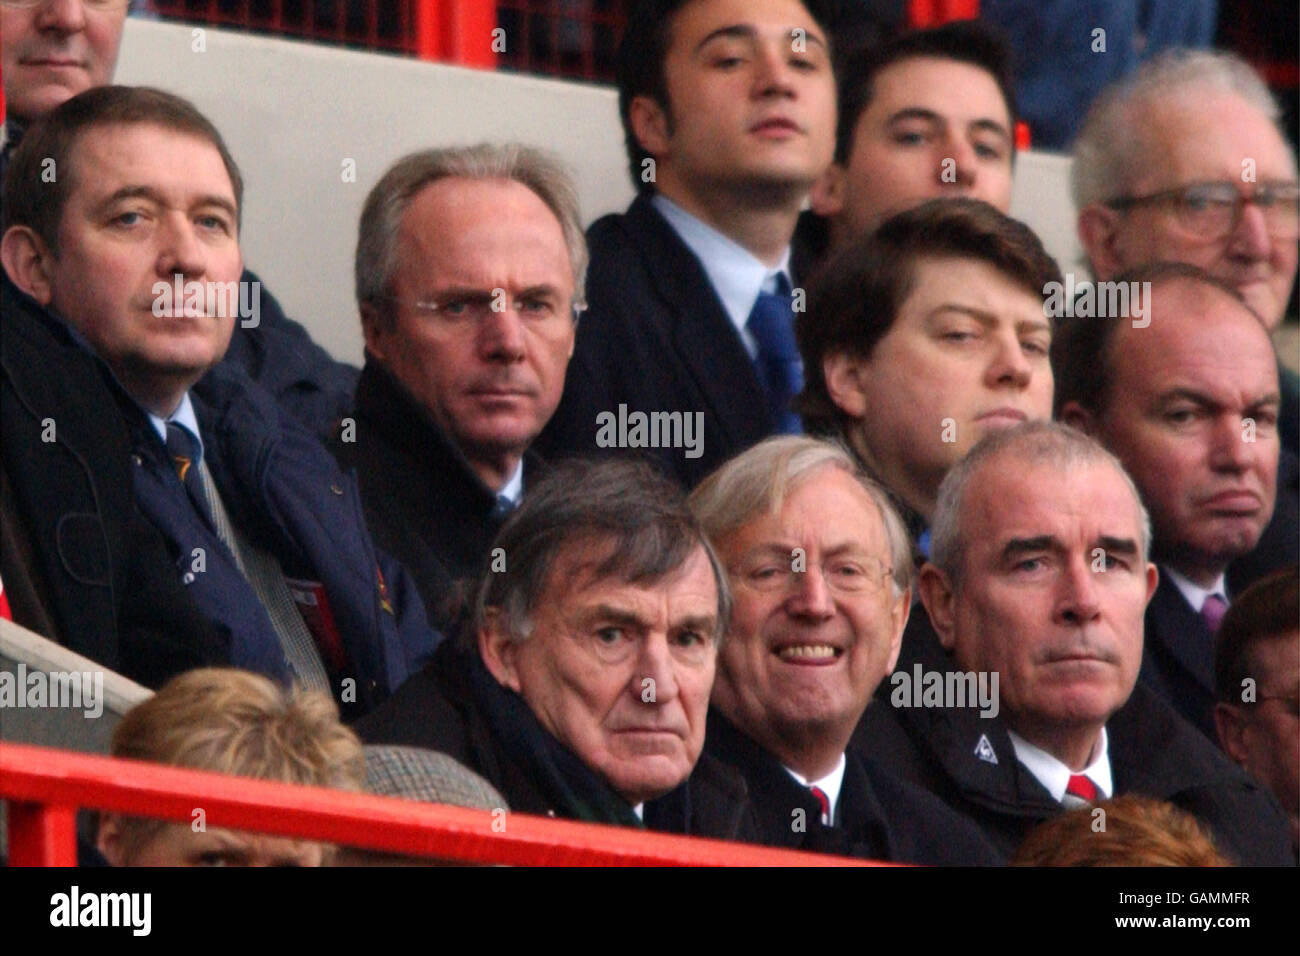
{"left": 1072, "top": 49, "right": 1296, "bottom": 209}
{"left": 474, "top": 458, "right": 731, "bottom": 643}
{"left": 930, "top": 422, "right": 1152, "bottom": 589}
{"left": 355, "top": 142, "right": 588, "bottom": 320}
{"left": 689, "top": 436, "right": 915, "bottom": 598}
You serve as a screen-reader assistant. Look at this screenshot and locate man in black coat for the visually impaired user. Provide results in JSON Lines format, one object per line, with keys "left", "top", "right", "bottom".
{"left": 1055, "top": 264, "right": 1296, "bottom": 739}
{"left": 0, "top": 275, "right": 227, "bottom": 687}
{"left": 535, "top": 0, "right": 838, "bottom": 487}
{"left": 333, "top": 145, "right": 581, "bottom": 628}
{"left": 857, "top": 422, "right": 1292, "bottom": 865}
{"left": 689, "top": 436, "right": 1000, "bottom": 863}
{"left": 359, "top": 459, "right": 756, "bottom": 840}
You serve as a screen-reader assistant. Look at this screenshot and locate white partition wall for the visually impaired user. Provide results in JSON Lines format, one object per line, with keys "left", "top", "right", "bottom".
{"left": 116, "top": 19, "right": 1082, "bottom": 364}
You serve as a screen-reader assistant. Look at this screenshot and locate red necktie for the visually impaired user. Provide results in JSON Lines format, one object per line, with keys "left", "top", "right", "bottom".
{"left": 1066, "top": 774, "right": 1098, "bottom": 803}
{"left": 809, "top": 785, "right": 831, "bottom": 824}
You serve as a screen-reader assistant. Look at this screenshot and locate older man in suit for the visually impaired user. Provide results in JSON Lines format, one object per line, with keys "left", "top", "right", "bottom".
{"left": 536, "top": 0, "right": 838, "bottom": 487}
{"left": 1055, "top": 263, "right": 1293, "bottom": 740}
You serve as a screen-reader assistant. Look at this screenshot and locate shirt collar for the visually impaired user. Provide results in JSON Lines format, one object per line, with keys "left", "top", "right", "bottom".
{"left": 146, "top": 392, "right": 205, "bottom": 465}
{"left": 651, "top": 193, "right": 791, "bottom": 357}
{"left": 498, "top": 459, "right": 525, "bottom": 507}
{"left": 784, "top": 752, "right": 848, "bottom": 824}
{"left": 1007, "top": 727, "right": 1112, "bottom": 803}
{"left": 1163, "top": 566, "right": 1229, "bottom": 613}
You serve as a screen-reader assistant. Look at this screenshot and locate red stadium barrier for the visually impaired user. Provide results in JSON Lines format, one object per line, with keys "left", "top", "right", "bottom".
{"left": 0, "top": 742, "right": 882, "bottom": 867}
{"left": 908, "top": 0, "right": 979, "bottom": 29}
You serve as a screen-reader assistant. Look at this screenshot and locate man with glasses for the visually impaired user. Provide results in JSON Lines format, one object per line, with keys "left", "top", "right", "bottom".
{"left": 1, "top": 0, "right": 360, "bottom": 437}
{"left": 1073, "top": 49, "right": 1300, "bottom": 452}
{"left": 335, "top": 145, "right": 582, "bottom": 628}
{"left": 689, "top": 436, "right": 1000, "bottom": 862}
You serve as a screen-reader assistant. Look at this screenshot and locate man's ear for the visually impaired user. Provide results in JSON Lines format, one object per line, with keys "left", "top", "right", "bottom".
{"left": 478, "top": 609, "right": 522, "bottom": 692}
{"left": 1076, "top": 204, "right": 1125, "bottom": 281}
{"left": 0, "top": 226, "right": 55, "bottom": 305}
{"left": 360, "top": 302, "right": 388, "bottom": 363}
{"left": 96, "top": 813, "right": 128, "bottom": 867}
{"left": 1213, "top": 703, "right": 1250, "bottom": 769}
{"left": 1057, "top": 400, "right": 1098, "bottom": 435}
{"left": 884, "top": 586, "right": 912, "bottom": 675}
{"left": 628, "top": 94, "right": 671, "bottom": 161}
{"left": 823, "top": 352, "right": 870, "bottom": 419}
{"left": 917, "top": 563, "right": 958, "bottom": 651}
{"left": 808, "top": 163, "right": 846, "bottom": 217}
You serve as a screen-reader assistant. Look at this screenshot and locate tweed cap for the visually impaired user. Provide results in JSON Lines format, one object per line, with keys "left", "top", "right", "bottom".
{"left": 363, "top": 745, "right": 507, "bottom": 811}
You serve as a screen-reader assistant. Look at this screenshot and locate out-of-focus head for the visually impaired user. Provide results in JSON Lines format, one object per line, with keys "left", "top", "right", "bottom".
{"left": 798, "top": 198, "right": 1060, "bottom": 520}
{"left": 1074, "top": 49, "right": 1299, "bottom": 329}
{"left": 355, "top": 145, "right": 584, "bottom": 489}
{"left": 96, "top": 668, "right": 364, "bottom": 867}
{"left": 691, "top": 437, "right": 912, "bottom": 771}
{"left": 923, "top": 423, "right": 1157, "bottom": 754}
{"left": 1012, "top": 795, "right": 1231, "bottom": 866}
{"left": 1, "top": 85, "right": 245, "bottom": 415}
{"left": 1213, "top": 567, "right": 1299, "bottom": 848}
{"left": 476, "top": 459, "right": 729, "bottom": 807}
{"left": 1, "top": 0, "right": 128, "bottom": 125}
{"left": 1055, "top": 263, "right": 1280, "bottom": 585}
{"left": 616, "top": 0, "right": 837, "bottom": 202}
{"left": 810, "top": 20, "right": 1016, "bottom": 248}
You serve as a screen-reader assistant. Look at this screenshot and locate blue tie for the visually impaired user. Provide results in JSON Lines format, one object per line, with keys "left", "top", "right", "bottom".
{"left": 746, "top": 276, "right": 803, "bottom": 434}
{"left": 164, "top": 421, "right": 213, "bottom": 526}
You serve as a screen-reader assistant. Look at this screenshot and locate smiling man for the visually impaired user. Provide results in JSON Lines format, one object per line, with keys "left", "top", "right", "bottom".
{"left": 798, "top": 198, "right": 1060, "bottom": 547}
{"left": 335, "top": 145, "right": 583, "bottom": 628}
{"left": 1, "top": 86, "right": 439, "bottom": 714}
{"left": 1055, "top": 263, "right": 1291, "bottom": 740}
{"left": 692, "top": 437, "right": 1000, "bottom": 862}
{"left": 856, "top": 422, "right": 1293, "bottom": 864}
{"left": 537, "top": 0, "right": 838, "bottom": 486}
{"left": 359, "top": 459, "right": 757, "bottom": 837}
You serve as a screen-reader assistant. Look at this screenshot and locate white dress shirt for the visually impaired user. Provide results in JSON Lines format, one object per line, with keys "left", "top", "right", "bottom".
{"left": 497, "top": 459, "right": 525, "bottom": 507}
{"left": 1163, "top": 566, "right": 1229, "bottom": 616}
{"left": 1008, "top": 728, "right": 1113, "bottom": 804}
{"left": 784, "top": 753, "right": 848, "bottom": 825}
{"left": 651, "top": 193, "right": 792, "bottom": 361}
{"left": 146, "top": 392, "right": 205, "bottom": 463}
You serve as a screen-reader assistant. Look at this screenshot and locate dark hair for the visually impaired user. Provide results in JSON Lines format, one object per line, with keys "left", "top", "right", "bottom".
{"left": 834, "top": 19, "right": 1016, "bottom": 164}
{"left": 1215, "top": 566, "right": 1299, "bottom": 704}
{"left": 2, "top": 85, "right": 244, "bottom": 255}
{"left": 475, "top": 458, "right": 731, "bottom": 641}
{"left": 617, "top": 0, "right": 836, "bottom": 191}
{"left": 1050, "top": 262, "right": 1260, "bottom": 419}
{"left": 796, "top": 197, "right": 1062, "bottom": 434}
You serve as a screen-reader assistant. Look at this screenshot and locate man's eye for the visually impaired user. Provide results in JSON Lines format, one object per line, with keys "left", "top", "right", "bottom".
{"left": 1097, "top": 551, "right": 1127, "bottom": 571}
{"left": 196, "top": 852, "right": 231, "bottom": 867}
{"left": 439, "top": 299, "right": 474, "bottom": 316}
{"left": 1014, "top": 557, "right": 1045, "bottom": 573}
{"left": 749, "top": 566, "right": 781, "bottom": 581}
{"left": 197, "top": 214, "right": 229, "bottom": 232}
{"left": 111, "top": 211, "right": 144, "bottom": 227}
{"left": 712, "top": 56, "right": 744, "bottom": 68}
{"left": 893, "top": 130, "right": 927, "bottom": 146}
{"left": 595, "top": 627, "right": 625, "bottom": 645}
{"left": 942, "top": 329, "right": 978, "bottom": 343}
{"left": 975, "top": 142, "right": 1005, "bottom": 161}
{"left": 1164, "top": 408, "right": 1199, "bottom": 425}
{"left": 1021, "top": 339, "right": 1050, "bottom": 356}
{"left": 673, "top": 630, "right": 706, "bottom": 647}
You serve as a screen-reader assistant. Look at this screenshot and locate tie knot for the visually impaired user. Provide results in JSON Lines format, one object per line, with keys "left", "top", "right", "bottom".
{"left": 808, "top": 785, "right": 831, "bottom": 824}
{"left": 1065, "top": 773, "right": 1098, "bottom": 803}
{"left": 164, "top": 422, "right": 200, "bottom": 480}
{"left": 1201, "top": 594, "right": 1229, "bottom": 635}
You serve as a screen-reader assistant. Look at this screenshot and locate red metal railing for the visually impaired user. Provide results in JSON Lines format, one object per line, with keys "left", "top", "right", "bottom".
{"left": 0, "top": 742, "right": 878, "bottom": 866}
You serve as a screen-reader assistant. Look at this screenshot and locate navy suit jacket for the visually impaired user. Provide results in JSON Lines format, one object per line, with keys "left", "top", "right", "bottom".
{"left": 1140, "top": 573, "right": 1217, "bottom": 741}
{"left": 536, "top": 193, "right": 781, "bottom": 488}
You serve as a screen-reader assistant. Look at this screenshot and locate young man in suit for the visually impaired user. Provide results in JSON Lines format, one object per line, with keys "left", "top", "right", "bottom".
{"left": 1055, "top": 263, "right": 1292, "bottom": 740}
{"left": 691, "top": 437, "right": 1001, "bottom": 863}
{"left": 536, "top": 0, "right": 838, "bottom": 487}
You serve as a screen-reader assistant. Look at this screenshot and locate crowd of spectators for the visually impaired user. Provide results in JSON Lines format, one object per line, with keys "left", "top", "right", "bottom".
{"left": 1, "top": 0, "right": 1296, "bottom": 866}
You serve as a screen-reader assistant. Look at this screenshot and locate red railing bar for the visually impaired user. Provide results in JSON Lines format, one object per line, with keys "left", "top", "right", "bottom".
{"left": 0, "top": 742, "right": 877, "bottom": 867}
{"left": 909, "top": 0, "right": 980, "bottom": 28}
{"left": 7, "top": 801, "right": 78, "bottom": 867}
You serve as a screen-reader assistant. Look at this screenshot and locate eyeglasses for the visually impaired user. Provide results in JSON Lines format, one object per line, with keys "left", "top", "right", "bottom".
{"left": 0, "top": 0, "right": 131, "bottom": 9}
{"left": 733, "top": 553, "right": 894, "bottom": 595}
{"left": 1107, "top": 180, "right": 1300, "bottom": 240}
{"left": 376, "top": 291, "right": 583, "bottom": 328}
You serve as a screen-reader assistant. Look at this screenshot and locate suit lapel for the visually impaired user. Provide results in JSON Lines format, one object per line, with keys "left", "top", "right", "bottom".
{"left": 622, "top": 195, "right": 770, "bottom": 446}
{"left": 1147, "top": 574, "right": 1215, "bottom": 699}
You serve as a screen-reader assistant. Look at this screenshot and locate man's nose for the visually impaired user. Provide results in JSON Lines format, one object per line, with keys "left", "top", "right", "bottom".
{"left": 36, "top": 0, "right": 87, "bottom": 32}
{"left": 1055, "top": 557, "right": 1102, "bottom": 626}
{"left": 635, "top": 634, "right": 680, "bottom": 705}
{"left": 985, "top": 329, "right": 1034, "bottom": 389}
{"left": 1226, "top": 199, "right": 1273, "bottom": 260}
{"left": 938, "top": 134, "right": 978, "bottom": 191}
{"left": 1207, "top": 413, "right": 1258, "bottom": 472}
{"left": 156, "top": 215, "right": 208, "bottom": 280}
{"left": 785, "top": 564, "right": 836, "bottom": 620}
{"left": 478, "top": 302, "right": 528, "bottom": 362}
{"left": 753, "top": 41, "right": 798, "bottom": 99}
